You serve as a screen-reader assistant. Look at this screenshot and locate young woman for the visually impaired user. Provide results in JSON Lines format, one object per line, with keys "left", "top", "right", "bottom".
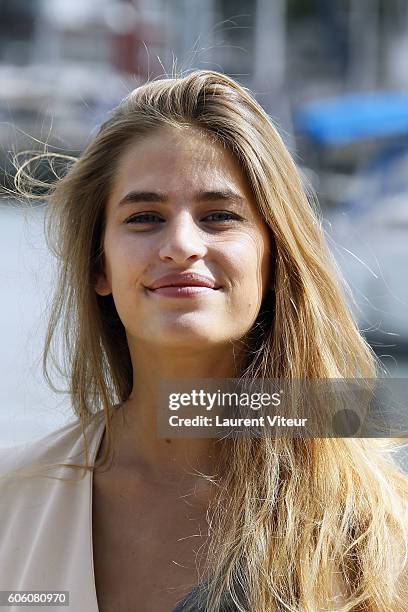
{"left": 1, "top": 69, "right": 408, "bottom": 612}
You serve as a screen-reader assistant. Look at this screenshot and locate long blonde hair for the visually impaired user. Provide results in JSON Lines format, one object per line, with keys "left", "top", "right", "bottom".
{"left": 6, "top": 69, "right": 408, "bottom": 610}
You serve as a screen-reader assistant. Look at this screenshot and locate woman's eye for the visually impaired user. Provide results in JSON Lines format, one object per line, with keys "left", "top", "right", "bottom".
{"left": 125, "top": 213, "right": 164, "bottom": 224}
{"left": 204, "top": 212, "right": 240, "bottom": 222}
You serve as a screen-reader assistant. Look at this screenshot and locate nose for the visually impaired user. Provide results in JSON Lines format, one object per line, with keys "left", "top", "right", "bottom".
{"left": 158, "top": 212, "right": 207, "bottom": 264}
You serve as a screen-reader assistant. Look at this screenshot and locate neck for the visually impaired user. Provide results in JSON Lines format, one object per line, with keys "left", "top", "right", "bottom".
{"left": 108, "top": 341, "right": 245, "bottom": 486}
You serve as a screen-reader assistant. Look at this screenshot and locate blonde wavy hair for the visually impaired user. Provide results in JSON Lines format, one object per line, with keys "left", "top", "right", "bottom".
{"left": 5, "top": 69, "right": 408, "bottom": 611}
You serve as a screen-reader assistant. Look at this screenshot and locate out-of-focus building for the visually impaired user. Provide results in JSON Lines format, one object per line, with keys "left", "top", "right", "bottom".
{"left": 0, "top": 0, "right": 37, "bottom": 64}
{"left": 33, "top": 0, "right": 166, "bottom": 78}
{"left": 0, "top": 0, "right": 171, "bottom": 190}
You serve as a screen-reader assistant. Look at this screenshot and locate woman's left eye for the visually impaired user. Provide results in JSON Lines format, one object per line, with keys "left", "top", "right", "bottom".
{"left": 204, "top": 212, "right": 239, "bottom": 222}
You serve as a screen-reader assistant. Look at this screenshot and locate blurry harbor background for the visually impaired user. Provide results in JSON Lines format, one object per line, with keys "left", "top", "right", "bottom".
{"left": 0, "top": 0, "right": 407, "bottom": 463}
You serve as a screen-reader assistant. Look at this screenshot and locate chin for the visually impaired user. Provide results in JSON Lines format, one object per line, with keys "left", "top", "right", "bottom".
{"left": 158, "top": 330, "right": 216, "bottom": 346}
{"left": 147, "top": 323, "right": 225, "bottom": 348}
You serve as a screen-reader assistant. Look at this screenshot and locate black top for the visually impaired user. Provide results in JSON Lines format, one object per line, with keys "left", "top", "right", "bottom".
{"left": 172, "top": 584, "right": 240, "bottom": 611}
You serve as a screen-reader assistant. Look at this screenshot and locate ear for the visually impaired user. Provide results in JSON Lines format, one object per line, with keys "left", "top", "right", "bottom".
{"left": 92, "top": 261, "right": 112, "bottom": 297}
{"left": 94, "top": 274, "right": 112, "bottom": 296}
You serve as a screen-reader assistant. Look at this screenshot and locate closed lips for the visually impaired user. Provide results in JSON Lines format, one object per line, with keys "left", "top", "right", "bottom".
{"left": 147, "top": 273, "right": 221, "bottom": 290}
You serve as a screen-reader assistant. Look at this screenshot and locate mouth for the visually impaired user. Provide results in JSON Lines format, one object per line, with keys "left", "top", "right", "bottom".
{"left": 145, "top": 285, "right": 222, "bottom": 298}
{"left": 147, "top": 272, "right": 222, "bottom": 291}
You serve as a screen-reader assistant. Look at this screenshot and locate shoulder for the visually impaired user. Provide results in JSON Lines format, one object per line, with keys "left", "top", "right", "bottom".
{"left": 0, "top": 411, "right": 105, "bottom": 480}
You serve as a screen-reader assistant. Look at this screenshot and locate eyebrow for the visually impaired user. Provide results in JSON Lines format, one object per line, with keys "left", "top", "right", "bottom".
{"left": 117, "top": 189, "right": 246, "bottom": 208}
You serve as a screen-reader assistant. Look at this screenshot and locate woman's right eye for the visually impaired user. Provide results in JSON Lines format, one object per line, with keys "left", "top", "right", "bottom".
{"left": 125, "top": 213, "right": 164, "bottom": 224}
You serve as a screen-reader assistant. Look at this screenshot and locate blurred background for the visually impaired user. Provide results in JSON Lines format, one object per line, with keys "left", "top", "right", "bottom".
{"left": 0, "top": 0, "right": 407, "bottom": 453}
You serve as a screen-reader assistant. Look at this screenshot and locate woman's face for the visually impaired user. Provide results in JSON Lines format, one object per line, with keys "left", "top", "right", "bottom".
{"left": 95, "top": 126, "right": 272, "bottom": 350}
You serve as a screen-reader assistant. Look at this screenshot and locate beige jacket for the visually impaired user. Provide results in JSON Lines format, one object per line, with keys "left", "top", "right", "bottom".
{"left": 0, "top": 412, "right": 349, "bottom": 611}
{"left": 0, "top": 411, "right": 106, "bottom": 612}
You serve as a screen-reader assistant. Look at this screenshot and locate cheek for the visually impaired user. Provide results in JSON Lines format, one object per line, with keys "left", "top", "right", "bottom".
{"left": 244, "top": 233, "right": 269, "bottom": 281}
{"left": 220, "top": 232, "right": 269, "bottom": 297}
{"left": 261, "top": 240, "right": 273, "bottom": 296}
{"left": 106, "top": 241, "right": 148, "bottom": 293}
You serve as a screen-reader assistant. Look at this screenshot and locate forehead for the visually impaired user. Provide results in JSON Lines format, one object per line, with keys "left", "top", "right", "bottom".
{"left": 107, "top": 126, "right": 255, "bottom": 207}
